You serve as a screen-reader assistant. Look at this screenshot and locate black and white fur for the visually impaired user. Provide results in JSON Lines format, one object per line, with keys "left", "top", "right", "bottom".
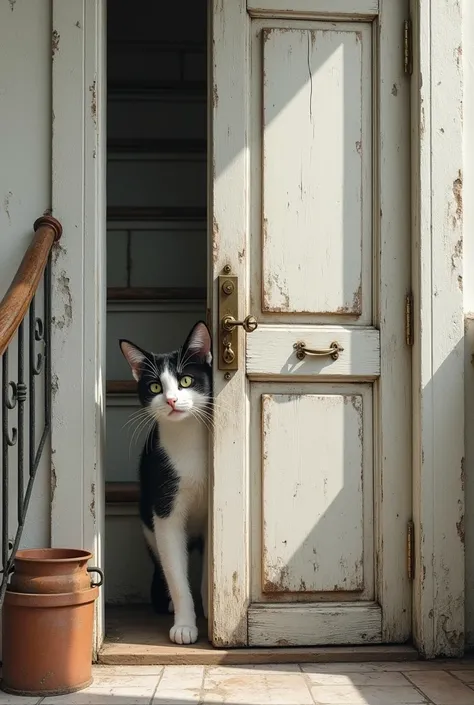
{"left": 119, "top": 322, "right": 212, "bottom": 645}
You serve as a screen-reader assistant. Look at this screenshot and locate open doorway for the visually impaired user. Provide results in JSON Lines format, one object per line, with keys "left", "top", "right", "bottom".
{"left": 104, "top": 0, "right": 208, "bottom": 650}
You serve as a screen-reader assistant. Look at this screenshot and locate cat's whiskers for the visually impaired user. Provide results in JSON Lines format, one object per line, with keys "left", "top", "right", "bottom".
{"left": 128, "top": 415, "right": 150, "bottom": 453}
{"left": 122, "top": 408, "right": 149, "bottom": 429}
{"left": 194, "top": 409, "right": 216, "bottom": 429}
{"left": 177, "top": 345, "right": 196, "bottom": 373}
{"left": 141, "top": 357, "right": 160, "bottom": 379}
{"left": 189, "top": 409, "right": 213, "bottom": 433}
{"left": 128, "top": 421, "right": 153, "bottom": 459}
{"left": 204, "top": 397, "right": 234, "bottom": 413}
{"left": 124, "top": 416, "right": 151, "bottom": 450}
{"left": 189, "top": 406, "right": 215, "bottom": 433}
{"left": 175, "top": 346, "right": 185, "bottom": 374}
{"left": 196, "top": 404, "right": 235, "bottom": 432}
{"left": 128, "top": 410, "right": 156, "bottom": 456}
{"left": 144, "top": 420, "right": 157, "bottom": 453}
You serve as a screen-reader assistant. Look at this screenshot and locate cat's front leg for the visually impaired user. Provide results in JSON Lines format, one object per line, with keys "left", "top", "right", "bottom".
{"left": 153, "top": 515, "right": 197, "bottom": 645}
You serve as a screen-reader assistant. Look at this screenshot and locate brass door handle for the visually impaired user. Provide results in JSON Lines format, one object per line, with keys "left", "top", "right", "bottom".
{"left": 293, "top": 341, "right": 344, "bottom": 361}
{"left": 222, "top": 314, "right": 258, "bottom": 333}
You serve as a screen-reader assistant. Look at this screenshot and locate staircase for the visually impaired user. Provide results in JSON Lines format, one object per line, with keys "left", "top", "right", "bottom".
{"left": 105, "top": 0, "right": 207, "bottom": 604}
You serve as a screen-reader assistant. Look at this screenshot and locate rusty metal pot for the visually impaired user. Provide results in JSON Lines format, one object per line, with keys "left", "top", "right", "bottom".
{"left": 9, "top": 548, "right": 103, "bottom": 594}
{"left": 1, "top": 587, "right": 99, "bottom": 696}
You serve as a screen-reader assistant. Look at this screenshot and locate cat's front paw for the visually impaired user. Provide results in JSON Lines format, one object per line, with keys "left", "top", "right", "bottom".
{"left": 170, "top": 624, "right": 198, "bottom": 645}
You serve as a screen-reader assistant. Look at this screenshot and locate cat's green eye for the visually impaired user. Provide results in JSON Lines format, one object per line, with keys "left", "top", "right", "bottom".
{"left": 179, "top": 375, "right": 194, "bottom": 388}
{"left": 149, "top": 382, "right": 162, "bottom": 394}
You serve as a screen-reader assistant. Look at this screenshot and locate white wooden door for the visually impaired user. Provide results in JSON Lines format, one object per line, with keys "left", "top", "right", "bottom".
{"left": 210, "top": 0, "right": 411, "bottom": 647}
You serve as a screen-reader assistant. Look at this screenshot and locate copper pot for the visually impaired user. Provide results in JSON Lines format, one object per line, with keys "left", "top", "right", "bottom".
{"left": 9, "top": 548, "right": 103, "bottom": 594}
{"left": 1, "top": 587, "right": 99, "bottom": 696}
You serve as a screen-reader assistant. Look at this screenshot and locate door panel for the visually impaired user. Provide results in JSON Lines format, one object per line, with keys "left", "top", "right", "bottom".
{"left": 260, "top": 26, "right": 371, "bottom": 320}
{"left": 259, "top": 386, "right": 373, "bottom": 596}
{"left": 247, "top": 325, "right": 380, "bottom": 377}
{"left": 249, "top": 603, "right": 381, "bottom": 647}
{"left": 246, "top": 0, "right": 379, "bottom": 16}
{"left": 211, "top": 0, "right": 411, "bottom": 648}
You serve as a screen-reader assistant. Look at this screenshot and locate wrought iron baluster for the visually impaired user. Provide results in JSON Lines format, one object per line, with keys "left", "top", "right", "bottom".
{"left": 29, "top": 297, "right": 36, "bottom": 476}
{"left": 44, "top": 255, "right": 51, "bottom": 429}
{"left": 2, "top": 352, "right": 9, "bottom": 573}
{"left": 0, "top": 215, "right": 62, "bottom": 607}
{"left": 17, "top": 321, "right": 26, "bottom": 523}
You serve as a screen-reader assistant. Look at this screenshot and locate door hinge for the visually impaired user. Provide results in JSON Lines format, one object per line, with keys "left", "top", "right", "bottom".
{"left": 404, "top": 19, "right": 413, "bottom": 75}
{"left": 407, "top": 520, "right": 415, "bottom": 580}
{"left": 405, "top": 292, "right": 414, "bottom": 346}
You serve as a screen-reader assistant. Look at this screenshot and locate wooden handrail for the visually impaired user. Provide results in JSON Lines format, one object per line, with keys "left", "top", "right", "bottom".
{"left": 0, "top": 216, "right": 62, "bottom": 356}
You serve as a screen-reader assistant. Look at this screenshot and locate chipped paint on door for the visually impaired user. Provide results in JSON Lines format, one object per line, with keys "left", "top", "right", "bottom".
{"left": 261, "top": 392, "right": 368, "bottom": 594}
{"left": 211, "top": 0, "right": 411, "bottom": 648}
{"left": 261, "top": 28, "right": 371, "bottom": 318}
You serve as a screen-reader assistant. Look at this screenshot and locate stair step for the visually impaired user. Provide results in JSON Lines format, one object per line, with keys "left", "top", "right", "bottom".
{"left": 107, "top": 206, "right": 206, "bottom": 222}
{"left": 106, "top": 482, "right": 139, "bottom": 504}
{"left": 107, "top": 380, "right": 137, "bottom": 395}
{"left": 108, "top": 81, "right": 206, "bottom": 99}
{"left": 107, "top": 287, "right": 206, "bottom": 302}
{"left": 108, "top": 139, "right": 206, "bottom": 156}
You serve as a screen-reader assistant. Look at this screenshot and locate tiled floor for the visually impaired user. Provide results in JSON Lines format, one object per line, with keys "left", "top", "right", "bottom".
{"left": 2, "top": 662, "right": 474, "bottom": 705}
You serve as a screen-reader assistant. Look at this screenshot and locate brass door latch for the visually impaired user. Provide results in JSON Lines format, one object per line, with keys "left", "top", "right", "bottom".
{"left": 218, "top": 272, "right": 257, "bottom": 371}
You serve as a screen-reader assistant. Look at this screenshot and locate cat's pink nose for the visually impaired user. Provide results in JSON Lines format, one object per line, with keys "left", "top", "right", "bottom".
{"left": 166, "top": 398, "right": 177, "bottom": 409}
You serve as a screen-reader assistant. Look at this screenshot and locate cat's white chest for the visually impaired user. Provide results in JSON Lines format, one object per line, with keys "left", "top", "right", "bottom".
{"left": 159, "top": 419, "right": 208, "bottom": 533}
{"left": 160, "top": 419, "right": 207, "bottom": 484}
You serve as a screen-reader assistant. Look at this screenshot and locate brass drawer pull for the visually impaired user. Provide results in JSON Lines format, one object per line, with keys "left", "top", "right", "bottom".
{"left": 293, "top": 340, "right": 344, "bottom": 361}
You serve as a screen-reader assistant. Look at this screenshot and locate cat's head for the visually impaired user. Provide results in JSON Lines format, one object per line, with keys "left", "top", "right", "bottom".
{"left": 119, "top": 321, "right": 212, "bottom": 424}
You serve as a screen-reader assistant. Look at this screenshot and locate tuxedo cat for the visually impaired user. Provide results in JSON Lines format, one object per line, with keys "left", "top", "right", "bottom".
{"left": 120, "top": 321, "right": 212, "bottom": 645}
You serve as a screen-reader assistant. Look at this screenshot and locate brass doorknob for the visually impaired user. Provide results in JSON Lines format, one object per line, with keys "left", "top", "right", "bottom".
{"left": 222, "top": 314, "right": 258, "bottom": 333}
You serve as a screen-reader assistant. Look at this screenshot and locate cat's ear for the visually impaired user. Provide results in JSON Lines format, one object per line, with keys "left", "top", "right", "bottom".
{"left": 183, "top": 321, "right": 212, "bottom": 365}
{"left": 119, "top": 339, "right": 148, "bottom": 381}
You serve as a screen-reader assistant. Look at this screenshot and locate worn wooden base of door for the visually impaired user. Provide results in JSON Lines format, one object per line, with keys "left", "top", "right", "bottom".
{"left": 99, "top": 607, "right": 417, "bottom": 665}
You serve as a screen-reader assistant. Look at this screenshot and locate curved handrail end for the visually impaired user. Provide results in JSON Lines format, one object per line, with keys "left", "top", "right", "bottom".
{"left": 34, "top": 215, "right": 63, "bottom": 242}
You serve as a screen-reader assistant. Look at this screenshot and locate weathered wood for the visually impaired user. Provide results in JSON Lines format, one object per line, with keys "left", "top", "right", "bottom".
{"left": 247, "top": 326, "right": 380, "bottom": 378}
{"left": 249, "top": 381, "right": 375, "bottom": 605}
{"left": 261, "top": 392, "right": 367, "bottom": 594}
{"left": 411, "top": 0, "right": 465, "bottom": 657}
{"left": 377, "top": 0, "right": 412, "bottom": 644}
{"left": 51, "top": 0, "right": 107, "bottom": 656}
{"left": 210, "top": 0, "right": 250, "bottom": 647}
{"left": 261, "top": 26, "right": 371, "bottom": 319}
{"left": 248, "top": 603, "right": 382, "bottom": 647}
{"left": 214, "top": 8, "right": 411, "bottom": 649}
{"left": 0, "top": 216, "right": 62, "bottom": 356}
{"left": 100, "top": 606, "right": 417, "bottom": 664}
{"left": 247, "top": 0, "right": 379, "bottom": 18}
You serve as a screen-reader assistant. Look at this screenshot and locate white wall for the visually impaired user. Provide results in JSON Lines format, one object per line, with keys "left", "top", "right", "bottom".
{"left": 463, "top": 0, "right": 474, "bottom": 649}
{"left": 0, "top": 0, "right": 52, "bottom": 554}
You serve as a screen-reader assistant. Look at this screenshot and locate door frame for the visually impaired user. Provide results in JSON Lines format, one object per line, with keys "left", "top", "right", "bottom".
{"left": 49, "top": 0, "right": 465, "bottom": 658}
{"left": 50, "top": 0, "right": 107, "bottom": 656}
{"left": 410, "top": 0, "right": 464, "bottom": 658}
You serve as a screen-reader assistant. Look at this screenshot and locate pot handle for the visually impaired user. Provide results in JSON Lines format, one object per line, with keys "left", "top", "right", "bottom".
{"left": 87, "top": 566, "right": 104, "bottom": 588}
